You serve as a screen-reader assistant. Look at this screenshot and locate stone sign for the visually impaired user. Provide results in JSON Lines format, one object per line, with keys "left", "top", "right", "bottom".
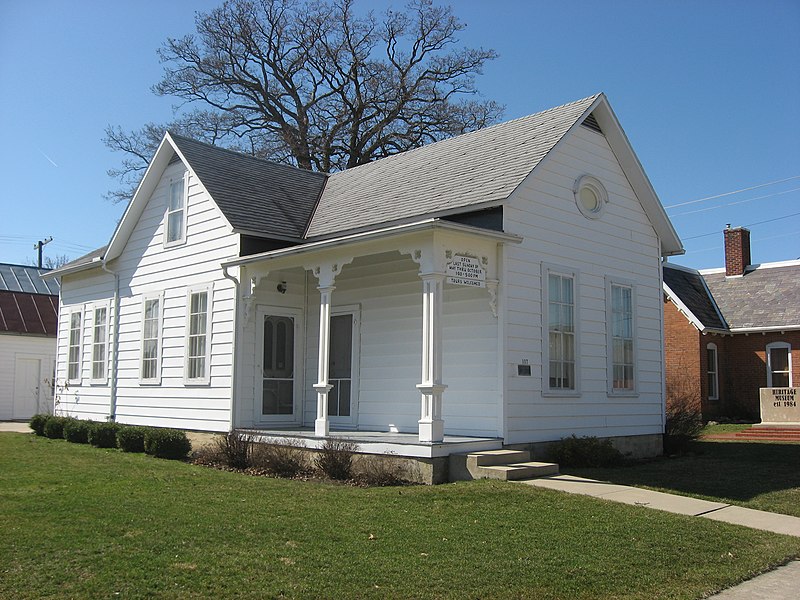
{"left": 446, "top": 255, "right": 485, "bottom": 288}
{"left": 759, "top": 387, "right": 800, "bottom": 424}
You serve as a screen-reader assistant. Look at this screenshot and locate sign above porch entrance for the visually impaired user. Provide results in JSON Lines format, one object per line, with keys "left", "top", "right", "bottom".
{"left": 446, "top": 255, "right": 486, "bottom": 288}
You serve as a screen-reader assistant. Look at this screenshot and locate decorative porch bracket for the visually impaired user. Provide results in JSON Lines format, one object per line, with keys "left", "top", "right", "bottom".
{"left": 306, "top": 258, "right": 353, "bottom": 437}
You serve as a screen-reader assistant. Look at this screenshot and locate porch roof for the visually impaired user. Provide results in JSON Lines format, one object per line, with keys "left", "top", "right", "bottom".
{"left": 222, "top": 218, "right": 521, "bottom": 270}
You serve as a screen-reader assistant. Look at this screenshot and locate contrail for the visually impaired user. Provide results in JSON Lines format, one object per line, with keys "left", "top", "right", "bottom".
{"left": 37, "top": 148, "right": 59, "bottom": 167}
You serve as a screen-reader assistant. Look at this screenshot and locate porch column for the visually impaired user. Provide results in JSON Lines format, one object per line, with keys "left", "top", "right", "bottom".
{"left": 313, "top": 285, "right": 335, "bottom": 436}
{"left": 417, "top": 273, "right": 447, "bottom": 442}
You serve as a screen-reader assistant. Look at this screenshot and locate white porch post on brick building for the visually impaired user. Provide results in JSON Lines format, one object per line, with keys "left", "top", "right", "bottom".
{"left": 313, "top": 284, "right": 335, "bottom": 436}
{"left": 417, "top": 272, "right": 447, "bottom": 442}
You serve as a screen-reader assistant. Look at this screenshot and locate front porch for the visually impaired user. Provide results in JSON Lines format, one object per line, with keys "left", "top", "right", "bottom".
{"left": 241, "top": 427, "right": 503, "bottom": 459}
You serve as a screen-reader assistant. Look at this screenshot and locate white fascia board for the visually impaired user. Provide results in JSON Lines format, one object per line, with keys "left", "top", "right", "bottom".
{"left": 663, "top": 281, "right": 706, "bottom": 332}
{"left": 591, "top": 97, "right": 684, "bottom": 257}
{"left": 42, "top": 256, "right": 104, "bottom": 279}
{"left": 729, "top": 325, "right": 800, "bottom": 334}
{"left": 224, "top": 218, "right": 522, "bottom": 269}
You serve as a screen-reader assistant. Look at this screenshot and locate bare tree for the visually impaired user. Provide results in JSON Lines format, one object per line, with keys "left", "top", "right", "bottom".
{"left": 27, "top": 254, "right": 71, "bottom": 269}
{"left": 105, "top": 0, "right": 501, "bottom": 202}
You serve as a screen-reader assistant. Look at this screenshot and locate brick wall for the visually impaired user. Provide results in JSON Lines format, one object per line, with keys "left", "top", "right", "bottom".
{"left": 663, "top": 298, "right": 703, "bottom": 414}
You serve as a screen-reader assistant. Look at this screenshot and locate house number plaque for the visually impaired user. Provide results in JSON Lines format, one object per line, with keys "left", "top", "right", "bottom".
{"left": 446, "top": 255, "right": 485, "bottom": 288}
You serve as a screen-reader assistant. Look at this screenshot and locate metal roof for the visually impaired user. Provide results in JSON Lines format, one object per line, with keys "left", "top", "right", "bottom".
{"left": 0, "top": 291, "right": 59, "bottom": 335}
{"left": 0, "top": 263, "right": 60, "bottom": 294}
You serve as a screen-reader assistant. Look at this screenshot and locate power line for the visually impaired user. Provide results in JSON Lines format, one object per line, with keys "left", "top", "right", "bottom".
{"left": 682, "top": 211, "right": 800, "bottom": 240}
{"left": 669, "top": 186, "right": 800, "bottom": 217}
{"left": 664, "top": 175, "right": 800, "bottom": 209}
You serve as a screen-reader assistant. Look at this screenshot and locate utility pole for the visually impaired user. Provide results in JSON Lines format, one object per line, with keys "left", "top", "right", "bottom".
{"left": 33, "top": 237, "right": 53, "bottom": 268}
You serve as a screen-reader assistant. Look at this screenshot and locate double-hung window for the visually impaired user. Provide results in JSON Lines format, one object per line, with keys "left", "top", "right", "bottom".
{"left": 140, "top": 294, "right": 163, "bottom": 383}
{"left": 608, "top": 280, "right": 635, "bottom": 393}
{"left": 91, "top": 305, "right": 109, "bottom": 383}
{"left": 706, "top": 343, "right": 719, "bottom": 400}
{"left": 67, "top": 310, "right": 82, "bottom": 382}
{"left": 185, "top": 288, "right": 211, "bottom": 384}
{"left": 767, "top": 342, "right": 792, "bottom": 388}
{"left": 544, "top": 267, "right": 577, "bottom": 393}
{"left": 164, "top": 176, "right": 186, "bottom": 246}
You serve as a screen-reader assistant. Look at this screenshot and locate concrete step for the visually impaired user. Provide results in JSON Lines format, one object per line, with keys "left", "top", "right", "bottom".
{"left": 480, "top": 461, "right": 560, "bottom": 481}
{"left": 471, "top": 449, "right": 531, "bottom": 466}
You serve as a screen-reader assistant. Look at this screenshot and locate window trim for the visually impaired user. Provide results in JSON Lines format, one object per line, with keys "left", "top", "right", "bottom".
{"left": 766, "top": 341, "right": 792, "bottom": 388}
{"left": 139, "top": 292, "right": 165, "bottom": 385}
{"left": 184, "top": 284, "right": 213, "bottom": 385}
{"left": 542, "top": 264, "right": 580, "bottom": 397}
{"left": 66, "top": 308, "right": 83, "bottom": 384}
{"left": 606, "top": 277, "right": 638, "bottom": 396}
{"left": 706, "top": 342, "right": 719, "bottom": 401}
{"left": 90, "top": 302, "right": 110, "bottom": 385}
{"left": 163, "top": 174, "right": 188, "bottom": 248}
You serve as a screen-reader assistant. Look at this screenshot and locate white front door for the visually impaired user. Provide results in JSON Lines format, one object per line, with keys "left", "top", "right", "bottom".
{"left": 329, "top": 307, "right": 360, "bottom": 428}
{"left": 13, "top": 357, "right": 41, "bottom": 420}
{"left": 256, "top": 307, "right": 302, "bottom": 425}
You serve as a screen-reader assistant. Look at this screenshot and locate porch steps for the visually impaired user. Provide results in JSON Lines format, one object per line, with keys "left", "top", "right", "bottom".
{"left": 450, "top": 449, "right": 559, "bottom": 482}
{"left": 734, "top": 426, "right": 800, "bottom": 442}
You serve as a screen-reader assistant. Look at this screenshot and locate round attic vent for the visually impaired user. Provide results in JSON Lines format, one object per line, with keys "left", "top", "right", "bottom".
{"left": 574, "top": 175, "right": 607, "bottom": 219}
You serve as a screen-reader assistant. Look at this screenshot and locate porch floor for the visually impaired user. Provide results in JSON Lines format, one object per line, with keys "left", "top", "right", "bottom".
{"left": 240, "top": 427, "right": 503, "bottom": 458}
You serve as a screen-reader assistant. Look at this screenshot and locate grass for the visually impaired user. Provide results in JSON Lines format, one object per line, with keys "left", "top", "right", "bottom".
{"left": 1, "top": 434, "right": 799, "bottom": 599}
{"left": 702, "top": 423, "right": 754, "bottom": 435}
{"left": 568, "top": 439, "right": 800, "bottom": 517}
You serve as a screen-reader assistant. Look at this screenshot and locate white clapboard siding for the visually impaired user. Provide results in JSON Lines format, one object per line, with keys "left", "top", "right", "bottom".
{"left": 0, "top": 334, "right": 56, "bottom": 420}
{"left": 502, "top": 125, "right": 664, "bottom": 444}
{"left": 56, "top": 159, "right": 239, "bottom": 432}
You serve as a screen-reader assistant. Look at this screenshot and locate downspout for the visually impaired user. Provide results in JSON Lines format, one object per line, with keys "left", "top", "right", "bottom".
{"left": 101, "top": 261, "right": 120, "bottom": 422}
{"left": 222, "top": 264, "right": 240, "bottom": 432}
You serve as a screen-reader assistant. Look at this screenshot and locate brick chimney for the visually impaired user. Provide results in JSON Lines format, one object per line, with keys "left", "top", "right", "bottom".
{"left": 723, "top": 225, "right": 751, "bottom": 276}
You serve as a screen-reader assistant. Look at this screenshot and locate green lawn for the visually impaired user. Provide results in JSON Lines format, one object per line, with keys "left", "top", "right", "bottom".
{"left": 1, "top": 434, "right": 799, "bottom": 599}
{"left": 701, "top": 423, "right": 754, "bottom": 435}
{"left": 568, "top": 439, "right": 800, "bottom": 517}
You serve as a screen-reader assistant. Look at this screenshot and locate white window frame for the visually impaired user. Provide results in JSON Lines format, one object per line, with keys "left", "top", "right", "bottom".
{"left": 184, "top": 284, "right": 213, "bottom": 385}
{"left": 766, "top": 342, "right": 792, "bottom": 388}
{"left": 90, "top": 302, "right": 110, "bottom": 384}
{"left": 140, "top": 292, "right": 165, "bottom": 385}
{"left": 606, "top": 277, "right": 637, "bottom": 396}
{"left": 706, "top": 342, "right": 719, "bottom": 401}
{"left": 67, "top": 308, "right": 83, "bottom": 384}
{"left": 163, "top": 174, "right": 188, "bottom": 247}
{"left": 542, "top": 264, "right": 580, "bottom": 396}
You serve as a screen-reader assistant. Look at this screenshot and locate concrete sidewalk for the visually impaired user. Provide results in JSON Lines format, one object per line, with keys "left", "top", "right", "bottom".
{"left": 0, "top": 422, "right": 31, "bottom": 433}
{"left": 521, "top": 474, "right": 800, "bottom": 598}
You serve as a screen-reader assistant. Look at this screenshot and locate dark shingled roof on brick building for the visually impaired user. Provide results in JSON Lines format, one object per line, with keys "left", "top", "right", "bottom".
{"left": 663, "top": 264, "right": 726, "bottom": 330}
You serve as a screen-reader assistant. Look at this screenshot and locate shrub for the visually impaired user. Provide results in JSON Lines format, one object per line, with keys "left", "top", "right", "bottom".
{"left": 89, "top": 422, "right": 120, "bottom": 448}
{"left": 314, "top": 439, "right": 359, "bottom": 480}
{"left": 63, "top": 419, "right": 94, "bottom": 444}
{"left": 43, "top": 416, "right": 68, "bottom": 440}
{"left": 664, "top": 397, "right": 704, "bottom": 455}
{"left": 548, "top": 435, "right": 623, "bottom": 468}
{"left": 29, "top": 414, "right": 51, "bottom": 436}
{"left": 356, "top": 455, "right": 410, "bottom": 486}
{"left": 144, "top": 428, "right": 191, "bottom": 460}
{"left": 251, "top": 440, "right": 308, "bottom": 477}
{"left": 117, "top": 426, "right": 149, "bottom": 453}
{"left": 214, "top": 430, "right": 253, "bottom": 469}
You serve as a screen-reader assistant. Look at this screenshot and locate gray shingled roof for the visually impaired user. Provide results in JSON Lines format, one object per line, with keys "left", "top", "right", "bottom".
{"left": 305, "top": 94, "right": 600, "bottom": 238}
{"left": 663, "top": 264, "right": 725, "bottom": 330}
{"left": 703, "top": 264, "right": 800, "bottom": 330}
{"left": 0, "top": 263, "right": 60, "bottom": 295}
{"left": 170, "top": 133, "right": 327, "bottom": 239}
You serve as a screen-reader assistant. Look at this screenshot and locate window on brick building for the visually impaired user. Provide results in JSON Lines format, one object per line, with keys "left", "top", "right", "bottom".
{"left": 706, "top": 343, "right": 718, "bottom": 400}
{"left": 766, "top": 342, "right": 792, "bottom": 388}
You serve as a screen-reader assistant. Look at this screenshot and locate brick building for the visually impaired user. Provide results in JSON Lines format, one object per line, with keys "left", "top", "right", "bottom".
{"left": 663, "top": 226, "right": 800, "bottom": 420}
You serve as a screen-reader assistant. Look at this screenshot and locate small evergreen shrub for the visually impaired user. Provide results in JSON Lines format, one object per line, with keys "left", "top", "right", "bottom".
{"left": 314, "top": 439, "right": 359, "bottom": 480}
{"left": 63, "top": 419, "right": 93, "bottom": 444}
{"left": 252, "top": 440, "right": 308, "bottom": 477}
{"left": 89, "top": 422, "right": 120, "bottom": 448}
{"left": 117, "top": 426, "right": 149, "bottom": 453}
{"left": 548, "top": 435, "right": 623, "bottom": 468}
{"left": 29, "top": 414, "right": 50, "bottom": 436}
{"left": 214, "top": 431, "right": 253, "bottom": 469}
{"left": 144, "top": 428, "right": 191, "bottom": 460}
{"left": 43, "top": 416, "right": 68, "bottom": 439}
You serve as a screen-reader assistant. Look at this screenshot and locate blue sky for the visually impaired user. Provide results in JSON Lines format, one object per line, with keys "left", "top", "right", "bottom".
{"left": 1, "top": 0, "right": 798, "bottom": 270}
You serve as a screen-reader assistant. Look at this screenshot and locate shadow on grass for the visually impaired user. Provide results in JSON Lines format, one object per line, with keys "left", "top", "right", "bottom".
{"left": 566, "top": 440, "right": 800, "bottom": 505}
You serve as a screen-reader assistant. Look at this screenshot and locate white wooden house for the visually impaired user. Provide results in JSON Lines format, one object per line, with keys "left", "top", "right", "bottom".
{"left": 46, "top": 94, "right": 682, "bottom": 472}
